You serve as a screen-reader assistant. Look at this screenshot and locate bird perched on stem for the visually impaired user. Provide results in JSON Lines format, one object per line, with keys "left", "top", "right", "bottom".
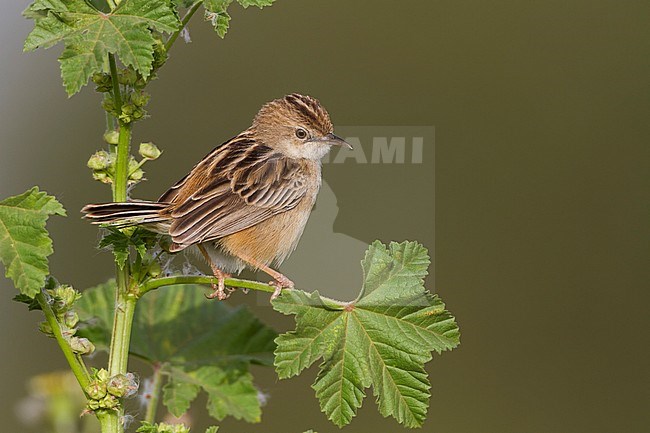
{"left": 82, "top": 93, "right": 351, "bottom": 300}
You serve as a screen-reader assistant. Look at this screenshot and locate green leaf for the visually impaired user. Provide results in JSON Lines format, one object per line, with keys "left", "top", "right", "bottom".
{"left": 237, "top": 0, "right": 275, "bottom": 8}
{"left": 77, "top": 282, "right": 276, "bottom": 365}
{"left": 203, "top": 0, "right": 233, "bottom": 38}
{"left": 24, "top": 0, "right": 180, "bottom": 95}
{"left": 205, "top": 427, "right": 219, "bottom": 433}
{"left": 137, "top": 422, "right": 190, "bottom": 433}
{"left": 0, "top": 188, "right": 66, "bottom": 297}
{"left": 13, "top": 293, "right": 43, "bottom": 310}
{"left": 76, "top": 282, "right": 276, "bottom": 421}
{"left": 97, "top": 227, "right": 158, "bottom": 269}
{"left": 202, "top": 0, "right": 275, "bottom": 38}
{"left": 164, "top": 366, "right": 261, "bottom": 422}
{"left": 273, "top": 241, "right": 460, "bottom": 428}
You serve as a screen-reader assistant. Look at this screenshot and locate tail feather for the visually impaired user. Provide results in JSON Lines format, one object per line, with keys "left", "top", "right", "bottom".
{"left": 82, "top": 200, "right": 169, "bottom": 228}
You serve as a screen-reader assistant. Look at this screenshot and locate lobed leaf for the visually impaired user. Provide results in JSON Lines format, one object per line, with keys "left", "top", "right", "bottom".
{"left": 203, "top": 0, "right": 275, "bottom": 38}
{"left": 237, "top": 0, "right": 275, "bottom": 8}
{"left": 24, "top": 0, "right": 180, "bottom": 95}
{"left": 76, "top": 281, "right": 276, "bottom": 422}
{"left": 164, "top": 366, "right": 261, "bottom": 422}
{"left": 0, "top": 187, "right": 65, "bottom": 297}
{"left": 273, "top": 241, "right": 460, "bottom": 428}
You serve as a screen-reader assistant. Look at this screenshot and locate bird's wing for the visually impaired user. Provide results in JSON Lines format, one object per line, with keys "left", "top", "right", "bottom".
{"left": 162, "top": 135, "right": 309, "bottom": 248}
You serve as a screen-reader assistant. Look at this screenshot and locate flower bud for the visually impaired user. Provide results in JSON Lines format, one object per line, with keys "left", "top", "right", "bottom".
{"left": 134, "top": 76, "right": 147, "bottom": 89}
{"left": 86, "top": 380, "right": 107, "bottom": 400}
{"left": 132, "top": 108, "right": 145, "bottom": 120}
{"left": 122, "top": 102, "right": 135, "bottom": 115}
{"left": 118, "top": 68, "right": 137, "bottom": 86}
{"left": 63, "top": 311, "right": 79, "bottom": 328}
{"left": 38, "top": 321, "right": 53, "bottom": 336}
{"left": 87, "top": 150, "right": 111, "bottom": 170}
{"left": 103, "top": 130, "right": 119, "bottom": 145}
{"left": 152, "top": 40, "right": 168, "bottom": 69}
{"left": 129, "top": 169, "right": 144, "bottom": 182}
{"left": 47, "top": 285, "right": 81, "bottom": 313}
{"left": 131, "top": 90, "right": 150, "bottom": 107}
{"left": 102, "top": 97, "right": 116, "bottom": 114}
{"left": 96, "top": 369, "right": 110, "bottom": 382}
{"left": 70, "top": 337, "right": 95, "bottom": 355}
{"left": 93, "top": 171, "right": 112, "bottom": 184}
{"left": 101, "top": 394, "right": 120, "bottom": 409}
{"left": 147, "top": 260, "right": 162, "bottom": 278}
{"left": 92, "top": 72, "right": 112, "bottom": 93}
{"left": 87, "top": 399, "right": 100, "bottom": 410}
{"left": 139, "top": 142, "right": 161, "bottom": 160}
{"left": 60, "top": 325, "right": 77, "bottom": 338}
{"left": 107, "top": 373, "right": 138, "bottom": 397}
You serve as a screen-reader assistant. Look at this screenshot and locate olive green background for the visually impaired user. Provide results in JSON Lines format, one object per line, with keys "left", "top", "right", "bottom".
{"left": 1, "top": 1, "right": 648, "bottom": 432}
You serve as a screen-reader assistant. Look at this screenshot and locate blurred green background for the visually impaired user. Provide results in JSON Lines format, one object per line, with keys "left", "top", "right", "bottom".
{"left": 1, "top": 1, "right": 648, "bottom": 432}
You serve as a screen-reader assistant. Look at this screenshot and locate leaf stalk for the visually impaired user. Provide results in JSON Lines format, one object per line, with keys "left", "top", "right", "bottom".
{"left": 35, "top": 293, "right": 91, "bottom": 390}
{"left": 165, "top": 1, "right": 203, "bottom": 52}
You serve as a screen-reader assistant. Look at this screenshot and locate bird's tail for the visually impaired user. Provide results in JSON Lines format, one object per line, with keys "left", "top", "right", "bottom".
{"left": 81, "top": 200, "right": 169, "bottom": 228}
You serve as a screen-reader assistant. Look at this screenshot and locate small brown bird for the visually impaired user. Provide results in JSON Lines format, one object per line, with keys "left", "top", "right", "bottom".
{"left": 82, "top": 93, "right": 350, "bottom": 300}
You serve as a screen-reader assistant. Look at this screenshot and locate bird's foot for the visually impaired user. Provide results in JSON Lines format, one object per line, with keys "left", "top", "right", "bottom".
{"left": 269, "top": 275, "right": 294, "bottom": 301}
{"left": 205, "top": 272, "right": 232, "bottom": 300}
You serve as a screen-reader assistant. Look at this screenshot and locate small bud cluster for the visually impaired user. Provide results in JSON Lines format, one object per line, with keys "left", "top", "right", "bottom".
{"left": 39, "top": 285, "right": 94, "bottom": 356}
{"left": 88, "top": 141, "right": 161, "bottom": 186}
{"left": 85, "top": 369, "right": 138, "bottom": 413}
{"left": 95, "top": 66, "right": 152, "bottom": 124}
{"left": 102, "top": 90, "right": 151, "bottom": 124}
{"left": 92, "top": 72, "right": 113, "bottom": 93}
{"left": 152, "top": 39, "right": 168, "bottom": 70}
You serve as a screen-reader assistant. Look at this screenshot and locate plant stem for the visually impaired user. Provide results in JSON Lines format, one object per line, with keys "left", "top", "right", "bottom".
{"left": 104, "top": 53, "right": 137, "bottom": 433}
{"left": 97, "top": 412, "right": 114, "bottom": 433}
{"left": 144, "top": 364, "right": 164, "bottom": 423}
{"left": 108, "top": 54, "right": 131, "bottom": 202}
{"left": 139, "top": 275, "right": 277, "bottom": 296}
{"left": 35, "top": 293, "right": 91, "bottom": 390}
{"left": 165, "top": 0, "right": 203, "bottom": 52}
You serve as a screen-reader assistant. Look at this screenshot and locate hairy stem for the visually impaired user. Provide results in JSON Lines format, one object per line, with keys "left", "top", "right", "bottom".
{"left": 35, "top": 293, "right": 91, "bottom": 390}
{"left": 139, "top": 275, "right": 277, "bottom": 297}
{"left": 108, "top": 54, "right": 131, "bottom": 202}
{"left": 165, "top": 0, "right": 203, "bottom": 52}
{"left": 97, "top": 412, "right": 115, "bottom": 433}
{"left": 144, "top": 364, "right": 164, "bottom": 423}
{"left": 104, "top": 53, "right": 137, "bottom": 433}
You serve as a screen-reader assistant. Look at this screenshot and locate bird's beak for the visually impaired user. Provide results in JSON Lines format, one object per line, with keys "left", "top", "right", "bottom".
{"left": 320, "top": 133, "right": 353, "bottom": 149}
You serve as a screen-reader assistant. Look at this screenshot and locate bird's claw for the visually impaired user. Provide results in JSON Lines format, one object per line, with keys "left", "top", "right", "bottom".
{"left": 205, "top": 274, "right": 232, "bottom": 300}
{"left": 268, "top": 277, "right": 294, "bottom": 301}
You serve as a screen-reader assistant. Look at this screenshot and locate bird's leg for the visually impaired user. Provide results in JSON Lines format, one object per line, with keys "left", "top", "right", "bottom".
{"left": 198, "top": 244, "right": 231, "bottom": 300}
{"left": 236, "top": 253, "right": 294, "bottom": 300}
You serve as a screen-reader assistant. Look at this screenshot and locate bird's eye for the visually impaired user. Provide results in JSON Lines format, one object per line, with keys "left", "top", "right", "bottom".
{"left": 295, "top": 128, "right": 308, "bottom": 139}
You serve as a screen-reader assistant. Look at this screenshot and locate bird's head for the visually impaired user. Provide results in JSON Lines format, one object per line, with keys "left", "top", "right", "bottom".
{"left": 252, "top": 93, "right": 352, "bottom": 160}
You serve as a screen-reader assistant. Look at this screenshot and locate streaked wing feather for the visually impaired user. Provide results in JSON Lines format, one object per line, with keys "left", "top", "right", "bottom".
{"left": 165, "top": 135, "right": 308, "bottom": 248}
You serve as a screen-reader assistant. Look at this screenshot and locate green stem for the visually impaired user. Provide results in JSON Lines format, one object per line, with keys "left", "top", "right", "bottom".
{"left": 103, "top": 53, "right": 137, "bottom": 433}
{"left": 97, "top": 412, "right": 114, "bottom": 433}
{"left": 165, "top": 0, "right": 203, "bottom": 52}
{"left": 144, "top": 364, "right": 164, "bottom": 423}
{"left": 139, "top": 275, "right": 277, "bottom": 297}
{"left": 109, "top": 54, "right": 131, "bottom": 202}
{"left": 35, "top": 293, "right": 91, "bottom": 390}
{"left": 107, "top": 273, "right": 136, "bottom": 376}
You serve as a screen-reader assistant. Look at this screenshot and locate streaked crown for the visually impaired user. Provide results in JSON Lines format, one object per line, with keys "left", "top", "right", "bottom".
{"left": 253, "top": 93, "right": 334, "bottom": 136}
